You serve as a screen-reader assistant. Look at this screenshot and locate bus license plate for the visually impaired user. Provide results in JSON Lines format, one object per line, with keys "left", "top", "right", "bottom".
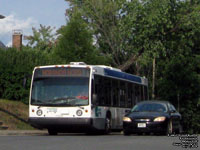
{"left": 137, "top": 123, "right": 146, "bottom": 128}
{"left": 47, "top": 108, "right": 57, "bottom": 113}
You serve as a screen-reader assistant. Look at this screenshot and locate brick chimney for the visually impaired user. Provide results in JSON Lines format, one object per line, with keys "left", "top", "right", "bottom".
{"left": 12, "top": 30, "right": 22, "bottom": 50}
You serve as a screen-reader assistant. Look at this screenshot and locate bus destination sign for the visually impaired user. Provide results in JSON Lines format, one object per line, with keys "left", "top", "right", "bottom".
{"left": 34, "top": 68, "right": 90, "bottom": 78}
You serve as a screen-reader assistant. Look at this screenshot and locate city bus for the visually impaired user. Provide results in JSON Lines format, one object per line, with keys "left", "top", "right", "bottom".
{"left": 29, "top": 62, "right": 148, "bottom": 135}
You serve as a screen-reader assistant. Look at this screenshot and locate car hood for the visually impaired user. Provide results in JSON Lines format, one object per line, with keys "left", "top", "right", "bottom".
{"left": 127, "top": 111, "right": 168, "bottom": 119}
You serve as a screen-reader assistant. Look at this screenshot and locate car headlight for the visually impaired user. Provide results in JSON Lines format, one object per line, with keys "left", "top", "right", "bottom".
{"left": 123, "top": 117, "right": 132, "bottom": 122}
{"left": 154, "top": 116, "right": 166, "bottom": 122}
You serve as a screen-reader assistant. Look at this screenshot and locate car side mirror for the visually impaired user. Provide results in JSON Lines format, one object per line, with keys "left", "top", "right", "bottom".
{"left": 125, "top": 110, "right": 131, "bottom": 114}
{"left": 170, "top": 110, "right": 176, "bottom": 113}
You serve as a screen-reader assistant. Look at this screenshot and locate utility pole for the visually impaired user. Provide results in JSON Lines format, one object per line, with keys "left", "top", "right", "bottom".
{"left": 152, "top": 57, "right": 156, "bottom": 99}
{"left": 177, "top": 92, "right": 180, "bottom": 112}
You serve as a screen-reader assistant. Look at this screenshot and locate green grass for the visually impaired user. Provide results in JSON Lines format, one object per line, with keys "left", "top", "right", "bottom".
{"left": 0, "top": 99, "right": 35, "bottom": 130}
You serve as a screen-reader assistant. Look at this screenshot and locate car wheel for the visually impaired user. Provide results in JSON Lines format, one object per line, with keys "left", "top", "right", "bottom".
{"left": 137, "top": 132, "right": 143, "bottom": 135}
{"left": 123, "top": 130, "right": 131, "bottom": 136}
{"left": 166, "top": 120, "right": 173, "bottom": 135}
{"left": 48, "top": 129, "right": 58, "bottom": 135}
{"left": 175, "top": 123, "right": 182, "bottom": 134}
{"left": 145, "top": 132, "right": 150, "bottom": 135}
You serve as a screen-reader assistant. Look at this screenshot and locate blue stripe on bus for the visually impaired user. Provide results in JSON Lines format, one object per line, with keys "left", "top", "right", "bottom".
{"left": 104, "top": 68, "right": 142, "bottom": 83}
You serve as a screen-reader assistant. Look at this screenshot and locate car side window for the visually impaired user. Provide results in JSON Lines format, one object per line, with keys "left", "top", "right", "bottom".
{"left": 168, "top": 104, "right": 176, "bottom": 112}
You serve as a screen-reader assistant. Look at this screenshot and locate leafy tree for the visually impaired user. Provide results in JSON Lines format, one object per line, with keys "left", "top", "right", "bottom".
{"left": 25, "top": 24, "right": 56, "bottom": 53}
{"left": 66, "top": 0, "right": 135, "bottom": 68}
{"left": 53, "top": 12, "right": 108, "bottom": 65}
{"left": 65, "top": 0, "right": 179, "bottom": 71}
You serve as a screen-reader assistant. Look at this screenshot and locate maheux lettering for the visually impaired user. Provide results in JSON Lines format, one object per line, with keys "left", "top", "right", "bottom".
{"left": 42, "top": 69, "right": 67, "bottom": 76}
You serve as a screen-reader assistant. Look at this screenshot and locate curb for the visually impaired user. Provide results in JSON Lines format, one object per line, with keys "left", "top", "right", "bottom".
{"left": 0, "top": 130, "right": 47, "bottom": 136}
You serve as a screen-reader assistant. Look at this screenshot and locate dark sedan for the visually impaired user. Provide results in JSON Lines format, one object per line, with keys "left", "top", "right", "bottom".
{"left": 123, "top": 100, "right": 181, "bottom": 135}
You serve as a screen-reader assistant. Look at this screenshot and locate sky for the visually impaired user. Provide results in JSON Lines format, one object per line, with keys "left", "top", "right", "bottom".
{"left": 0, "top": 0, "right": 69, "bottom": 46}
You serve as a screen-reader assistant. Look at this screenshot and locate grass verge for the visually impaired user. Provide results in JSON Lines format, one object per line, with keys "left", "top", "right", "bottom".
{"left": 0, "top": 99, "right": 34, "bottom": 130}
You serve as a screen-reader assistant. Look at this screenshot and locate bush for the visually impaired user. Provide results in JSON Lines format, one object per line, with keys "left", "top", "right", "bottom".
{"left": 180, "top": 100, "right": 200, "bottom": 134}
{"left": 0, "top": 47, "right": 50, "bottom": 104}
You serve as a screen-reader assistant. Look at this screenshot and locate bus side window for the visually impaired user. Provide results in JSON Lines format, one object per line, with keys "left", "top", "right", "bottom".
{"left": 132, "top": 84, "right": 136, "bottom": 106}
{"left": 104, "top": 77, "right": 112, "bottom": 106}
{"left": 141, "top": 86, "right": 144, "bottom": 100}
{"left": 127, "top": 83, "right": 133, "bottom": 108}
{"left": 139, "top": 85, "right": 142, "bottom": 101}
{"left": 98, "top": 76, "right": 105, "bottom": 106}
{"left": 112, "top": 79, "right": 119, "bottom": 107}
{"left": 119, "top": 81, "right": 126, "bottom": 107}
{"left": 94, "top": 75, "right": 100, "bottom": 105}
{"left": 135, "top": 84, "right": 141, "bottom": 103}
{"left": 144, "top": 86, "right": 148, "bottom": 100}
{"left": 92, "top": 79, "right": 97, "bottom": 105}
{"left": 95, "top": 75, "right": 113, "bottom": 107}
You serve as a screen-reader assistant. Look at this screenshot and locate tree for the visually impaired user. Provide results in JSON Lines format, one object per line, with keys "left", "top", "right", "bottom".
{"left": 65, "top": 0, "right": 177, "bottom": 72}
{"left": 66, "top": 0, "right": 136, "bottom": 68}
{"left": 53, "top": 12, "right": 108, "bottom": 65}
{"left": 25, "top": 24, "right": 56, "bottom": 53}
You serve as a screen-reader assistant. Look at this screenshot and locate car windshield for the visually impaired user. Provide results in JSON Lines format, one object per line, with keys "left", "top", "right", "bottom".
{"left": 31, "top": 77, "right": 89, "bottom": 106}
{"left": 131, "top": 102, "right": 167, "bottom": 112}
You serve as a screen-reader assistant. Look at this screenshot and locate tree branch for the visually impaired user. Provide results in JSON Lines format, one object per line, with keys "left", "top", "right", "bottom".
{"left": 118, "top": 48, "right": 144, "bottom": 71}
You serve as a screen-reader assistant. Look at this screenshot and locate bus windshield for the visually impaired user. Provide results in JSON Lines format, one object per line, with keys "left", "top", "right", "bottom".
{"left": 31, "top": 77, "right": 89, "bottom": 106}
{"left": 31, "top": 70, "right": 89, "bottom": 106}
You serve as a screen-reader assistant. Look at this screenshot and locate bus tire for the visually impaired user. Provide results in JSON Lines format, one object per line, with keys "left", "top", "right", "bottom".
{"left": 48, "top": 129, "right": 58, "bottom": 135}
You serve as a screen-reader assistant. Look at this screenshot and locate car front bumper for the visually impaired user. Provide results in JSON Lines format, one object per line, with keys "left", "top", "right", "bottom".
{"left": 123, "top": 120, "right": 168, "bottom": 133}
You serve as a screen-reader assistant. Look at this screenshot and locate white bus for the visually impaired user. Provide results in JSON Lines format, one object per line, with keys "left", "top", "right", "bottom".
{"left": 29, "top": 62, "right": 148, "bottom": 135}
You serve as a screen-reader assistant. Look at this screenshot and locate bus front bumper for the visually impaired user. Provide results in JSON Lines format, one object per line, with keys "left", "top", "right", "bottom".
{"left": 28, "top": 117, "right": 94, "bottom": 132}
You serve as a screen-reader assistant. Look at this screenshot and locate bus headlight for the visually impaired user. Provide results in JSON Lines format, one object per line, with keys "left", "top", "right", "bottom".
{"left": 36, "top": 109, "right": 43, "bottom": 116}
{"left": 123, "top": 117, "right": 132, "bottom": 122}
{"left": 76, "top": 110, "right": 83, "bottom": 116}
{"left": 154, "top": 116, "right": 166, "bottom": 122}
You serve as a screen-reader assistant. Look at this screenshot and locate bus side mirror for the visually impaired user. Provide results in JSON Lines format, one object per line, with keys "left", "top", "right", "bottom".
{"left": 92, "top": 94, "right": 97, "bottom": 105}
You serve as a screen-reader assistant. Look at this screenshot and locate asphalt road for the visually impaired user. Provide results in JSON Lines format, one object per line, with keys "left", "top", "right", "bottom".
{"left": 0, "top": 132, "right": 197, "bottom": 150}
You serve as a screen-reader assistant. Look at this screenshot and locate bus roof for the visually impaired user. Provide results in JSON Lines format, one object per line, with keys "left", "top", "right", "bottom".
{"left": 93, "top": 67, "right": 147, "bottom": 85}
{"left": 34, "top": 62, "right": 148, "bottom": 85}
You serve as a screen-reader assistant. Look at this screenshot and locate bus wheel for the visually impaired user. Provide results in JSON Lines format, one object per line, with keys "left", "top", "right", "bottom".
{"left": 48, "top": 129, "right": 58, "bottom": 135}
{"left": 104, "top": 117, "right": 111, "bottom": 134}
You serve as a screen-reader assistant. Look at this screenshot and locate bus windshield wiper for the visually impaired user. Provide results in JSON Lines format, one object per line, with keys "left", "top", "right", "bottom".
{"left": 45, "top": 97, "right": 76, "bottom": 103}
{"left": 55, "top": 97, "right": 76, "bottom": 101}
{"left": 53, "top": 103, "right": 74, "bottom": 106}
{"left": 31, "top": 98, "right": 45, "bottom": 104}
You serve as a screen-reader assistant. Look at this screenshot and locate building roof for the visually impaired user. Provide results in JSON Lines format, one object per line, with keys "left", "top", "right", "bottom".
{"left": 0, "top": 41, "right": 6, "bottom": 49}
{"left": 0, "top": 14, "right": 5, "bottom": 19}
